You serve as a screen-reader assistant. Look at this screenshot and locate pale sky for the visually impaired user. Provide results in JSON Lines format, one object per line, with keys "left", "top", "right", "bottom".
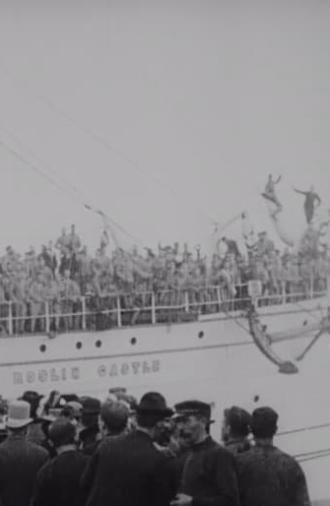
{"left": 0, "top": 1, "right": 329, "bottom": 255}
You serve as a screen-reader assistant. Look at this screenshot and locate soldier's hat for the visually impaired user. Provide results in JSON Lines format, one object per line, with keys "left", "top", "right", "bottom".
{"left": 174, "top": 400, "right": 212, "bottom": 420}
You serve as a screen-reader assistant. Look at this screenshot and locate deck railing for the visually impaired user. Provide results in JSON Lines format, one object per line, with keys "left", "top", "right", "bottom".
{"left": 0, "top": 279, "right": 327, "bottom": 336}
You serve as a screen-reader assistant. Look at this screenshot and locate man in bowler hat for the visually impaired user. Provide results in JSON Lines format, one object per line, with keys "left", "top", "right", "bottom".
{"left": 78, "top": 397, "right": 101, "bottom": 455}
{"left": 171, "top": 400, "right": 240, "bottom": 506}
{"left": 81, "top": 391, "right": 177, "bottom": 506}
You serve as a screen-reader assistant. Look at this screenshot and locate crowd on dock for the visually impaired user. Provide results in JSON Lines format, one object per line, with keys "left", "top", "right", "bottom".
{"left": 0, "top": 223, "right": 328, "bottom": 333}
{"left": 0, "top": 388, "right": 311, "bottom": 506}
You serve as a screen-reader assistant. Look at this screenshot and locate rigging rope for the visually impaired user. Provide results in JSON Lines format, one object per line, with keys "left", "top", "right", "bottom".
{"left": 0, "top": 62, "right": 218, "bottom": 226}
{"left": 296, "top": 449, "right": 330, "bottom": 463}
{"left": 277, "top": 421, "right": 330, "bottom": 437}
{"left": 0, "top": 131, "right": 143, "bottom": 247}
{"left": 294, "top": 447, "right": 330, "bottom": 459}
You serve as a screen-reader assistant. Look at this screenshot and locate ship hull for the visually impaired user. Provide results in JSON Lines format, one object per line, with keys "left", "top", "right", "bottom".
{"left": 1, "top": 296, "right": 330, "bottom": 501}
{"left": 1, "top": 296, "right": 327, "bottom": 402}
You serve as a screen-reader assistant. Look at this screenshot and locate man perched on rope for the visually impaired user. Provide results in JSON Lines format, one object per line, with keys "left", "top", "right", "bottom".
{"left": 261, "top": 174, "right": 282, "bottom": 214}
{"left": 293, "top": 185, "right": 321, "bottom": 224}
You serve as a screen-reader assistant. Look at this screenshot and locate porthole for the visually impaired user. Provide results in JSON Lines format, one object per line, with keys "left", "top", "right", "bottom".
{"left": 95, "top": 340, "right": 102, "bottom": 348}
{"left": 76, "top": 341, "right": 82, "bottom": 350}
{"left": 40, "top": 344, "right": 46, "bottom": 353}
{"left": 253, "top": 395, "right": 260, "bottom": 403}
{"left": 198, "top": 331, "right": 204, "bottom": 339}
{"left": 130, "top": 337, "right": 137, "bottom": 345}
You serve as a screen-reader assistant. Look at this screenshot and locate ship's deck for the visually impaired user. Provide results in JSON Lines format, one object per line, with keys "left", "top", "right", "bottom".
{"left": 0, "top": 282, "right": 327, "bottom": 337}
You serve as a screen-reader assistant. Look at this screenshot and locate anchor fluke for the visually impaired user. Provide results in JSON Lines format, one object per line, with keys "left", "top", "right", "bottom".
{"left": 278, "top": 361, "right": 299, "bottom": 374}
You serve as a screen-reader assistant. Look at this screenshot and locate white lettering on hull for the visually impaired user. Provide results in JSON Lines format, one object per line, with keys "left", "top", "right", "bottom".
{"left": 12, "top": 359, "right": 160, "bottom": 386}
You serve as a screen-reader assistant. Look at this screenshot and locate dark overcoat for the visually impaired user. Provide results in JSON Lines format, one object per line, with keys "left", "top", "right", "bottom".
{"left": 0, "top": 433, "right": 48, "bottom": 506}
{"left": 236, "top": 444, "right": 311, "bottom": 506}
{"left": 180, "top": 436, "right": 240, "bottom": 506}
{"left": 32, "top": 449, "right": 89, "bottom": 506}
{"left": 81, "top": 429, "right": 177, "bottom": 506}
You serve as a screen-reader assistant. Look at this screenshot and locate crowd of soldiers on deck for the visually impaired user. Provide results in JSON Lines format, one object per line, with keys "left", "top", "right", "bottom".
{"left": 0, "top": 223, "right": 328, "bottom": 334}
{"left": 0, "top": 388, "right": 311, "bottom": 506}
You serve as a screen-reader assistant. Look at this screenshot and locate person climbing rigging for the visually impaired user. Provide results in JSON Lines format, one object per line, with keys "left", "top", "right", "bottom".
{"left": 261, "top": 174, "right": 282, "bottom": 215}
{"left": 293, "top": 185, "right": 321, "bottom": 224}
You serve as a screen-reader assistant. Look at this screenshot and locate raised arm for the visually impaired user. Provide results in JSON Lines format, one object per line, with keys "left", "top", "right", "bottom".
{"left": 293, "top": 187, "right": 307, "bottom": 195}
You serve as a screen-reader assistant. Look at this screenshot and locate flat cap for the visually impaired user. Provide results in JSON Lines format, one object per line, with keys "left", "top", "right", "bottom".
{"left": 174, "top": 400, "right": 211, "bottom": 419}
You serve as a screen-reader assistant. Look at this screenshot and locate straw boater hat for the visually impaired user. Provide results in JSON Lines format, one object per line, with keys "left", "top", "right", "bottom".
{"left": 6, "top": 400, "right": 33, "bottom": 429}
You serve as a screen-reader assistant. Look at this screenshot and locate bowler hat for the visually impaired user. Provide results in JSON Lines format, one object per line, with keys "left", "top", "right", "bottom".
{"left": 174, "top": 400, "right": 212, "bottom": 420}
{"left": 21, "top": 390, "right": 43, "bottom": 402}
{"left": 81, "top": 397, "right": 101, "bottom": 415}
{"left": 6, "top": 400, "right": 33, "bottom": 429}
{"left": 136, "top": 392, "right": 173, "bottom": 417}
{"left": 20, "top": 391, "right": 43, "bottom": 416}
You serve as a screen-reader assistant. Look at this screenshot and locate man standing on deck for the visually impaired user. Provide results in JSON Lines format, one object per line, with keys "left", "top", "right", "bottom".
{"left": 236, "top": 407, "right": 311, "bottom": 506}
{"left": 170, "top": 400, "right": 240, "bottom": 506}
{"left": 59, "top": 269, "right": 81, "bottom": 331}
{"left": 261, "top": 174, "right": 282, "bottom": 213}
{"left": 293, "top": 185, "right": 321, "bottom": 224}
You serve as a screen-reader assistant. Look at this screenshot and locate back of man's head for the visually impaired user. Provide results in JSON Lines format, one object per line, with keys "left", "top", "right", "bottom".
{"left": 224, "top": 406, "right": 251, "bottom": 438}
{"left": 101, "top": 401, "right": 128, "bottom": 434}
{"left": 49, "top": 419, "right": 76, "bottom": 448}
{"left": 251, "top": 407, "right": 278, "bottom": 439}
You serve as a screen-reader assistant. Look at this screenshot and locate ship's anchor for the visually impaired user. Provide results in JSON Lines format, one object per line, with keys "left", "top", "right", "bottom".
{"left": 247, "top": 305, "right": 299, "bottom": 375}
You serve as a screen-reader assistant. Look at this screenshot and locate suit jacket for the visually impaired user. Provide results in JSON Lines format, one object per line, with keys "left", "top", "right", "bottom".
{"left": 32, "top": 449, "right": 89, "bottom": 506}
{"left": 0, "top": 433, "right": 49, "bottom": 506}
{"left": 81, "top": 429, "right": 177, "bottom": 506}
